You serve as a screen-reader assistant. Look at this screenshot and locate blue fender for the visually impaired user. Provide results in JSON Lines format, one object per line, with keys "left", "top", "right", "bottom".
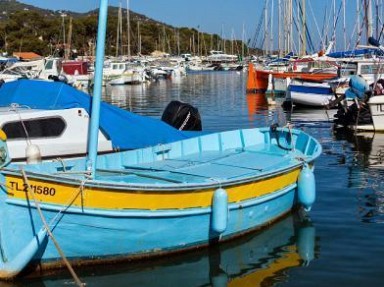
{"left": 297, "top": 165, "right": 316, "bottom": 211}
{"left": 212, "top": 188, "right": 228, "bottom": 233}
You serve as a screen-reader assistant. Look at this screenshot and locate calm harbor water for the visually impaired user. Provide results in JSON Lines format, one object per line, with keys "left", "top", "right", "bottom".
{"left": 5, "top": 72, "right": 384, "bottom": 286}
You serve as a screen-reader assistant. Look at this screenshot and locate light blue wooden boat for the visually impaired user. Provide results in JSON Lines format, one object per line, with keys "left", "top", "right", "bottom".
{"left": 0, "top": 0, "right": 322, "bottom": 280}
{"left": 0, "top": 125, "right": 321, "bottom": 279}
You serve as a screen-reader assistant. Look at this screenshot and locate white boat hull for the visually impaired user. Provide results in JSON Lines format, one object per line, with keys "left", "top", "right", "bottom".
{"left": 368, "top": 95, "right": 384, "bottom": 130}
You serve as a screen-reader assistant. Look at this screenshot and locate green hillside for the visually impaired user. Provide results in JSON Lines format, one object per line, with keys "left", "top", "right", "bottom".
{"left": 0, "top": 0, "right": 253, "bottom": 57}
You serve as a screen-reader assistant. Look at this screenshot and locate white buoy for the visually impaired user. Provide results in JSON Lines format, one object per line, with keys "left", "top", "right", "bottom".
{"left": 26, "top": 144, "right": 42, "bottom": 164}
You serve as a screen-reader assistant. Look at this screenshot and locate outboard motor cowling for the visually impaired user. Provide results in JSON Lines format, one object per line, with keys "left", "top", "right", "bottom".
{"left": 161, "top": 100, "right": 202, "bottom": 131}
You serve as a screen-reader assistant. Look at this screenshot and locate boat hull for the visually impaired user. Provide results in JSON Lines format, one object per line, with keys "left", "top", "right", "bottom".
{"left": 0, "top": 174, "right": 297, "bottom": 268}
{"left": 344, "top": 95, "right": 384, "bottom": 131}
{"left": 369, "top": 95, "right": 384, "bottom": 130}
{"left": 288, "top": 81, "right": 335, "bottom": 107}
{"left": 246, "top": 63, "right": 336, "bottom": 94}
{"left": 0, "top": 127, "right": 321, "bottom": 278}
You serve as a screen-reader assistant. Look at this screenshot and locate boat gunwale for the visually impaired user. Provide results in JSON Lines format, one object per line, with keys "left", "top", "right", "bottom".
{"left": 1, "top": 162, "right": 305, "bottom": 191}
{"left": 0, "top": 127, "right": 322, "bottom": 191}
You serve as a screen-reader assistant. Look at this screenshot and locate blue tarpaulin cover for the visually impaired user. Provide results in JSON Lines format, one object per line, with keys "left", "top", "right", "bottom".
{"left": 0, "top": 79, "right": 199, "bottom": 150}
{"left": 326, "top": 48, "right": 382, "bottom": 58}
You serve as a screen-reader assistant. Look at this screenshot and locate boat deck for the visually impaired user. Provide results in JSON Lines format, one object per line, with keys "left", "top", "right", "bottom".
{"left": 92, "top": 145, "right": 299, "bottom": 185}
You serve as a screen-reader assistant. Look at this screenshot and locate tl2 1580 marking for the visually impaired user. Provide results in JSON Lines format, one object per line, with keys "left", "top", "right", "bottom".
{"left": 376, "top": 104, "right": 384, "bottom": 113}
{"left": 9, "top": 181, "right": 56, "bottom": 196}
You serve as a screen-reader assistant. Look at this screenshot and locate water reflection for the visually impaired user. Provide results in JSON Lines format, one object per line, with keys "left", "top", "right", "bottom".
{"left": 246, "top": 93, "right": 268, "bottom": 121}
{"left": 286, "top": 107, "right": 335, "bottom": 127}
{"left": 333, "top": 129, "right": 384, "bottom": 223}
{"left": 6, "top": 213, "right": 316, "bottom": 287}
{"left": 99, "top": 74, "right": 281, "bottom": 132}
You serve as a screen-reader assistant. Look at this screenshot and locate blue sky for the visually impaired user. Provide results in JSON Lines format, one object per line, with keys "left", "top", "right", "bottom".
{"left": 17, "top": 1, "right": 374, "bottom": 52}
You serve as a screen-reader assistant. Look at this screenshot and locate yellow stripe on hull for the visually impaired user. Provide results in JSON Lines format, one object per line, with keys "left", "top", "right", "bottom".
{"left": 5, "top": 168, "right": 300, "bottom": 210}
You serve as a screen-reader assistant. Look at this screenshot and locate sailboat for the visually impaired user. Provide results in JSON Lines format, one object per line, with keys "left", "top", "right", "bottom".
{"left": 0, "top": 0, "right": 322, "bottom": 280}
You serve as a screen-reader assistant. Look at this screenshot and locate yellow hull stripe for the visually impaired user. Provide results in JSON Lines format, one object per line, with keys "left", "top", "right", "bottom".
{"left": 5, "top": 168, "right": 300, "bottom": 210}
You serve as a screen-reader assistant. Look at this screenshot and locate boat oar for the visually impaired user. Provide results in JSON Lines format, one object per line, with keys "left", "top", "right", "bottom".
{"left": 21, "top": 169, "right": 86, "bottom": 287}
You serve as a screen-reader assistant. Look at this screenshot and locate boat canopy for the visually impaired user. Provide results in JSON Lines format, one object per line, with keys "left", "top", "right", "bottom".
{"left": 0, "top": 79, "right": 199, "bottom": 150}
{"left": 326, "top": 48, "right": 382, "bottom": 58}
{"left": 266, "top": 52, "right": 295, "bottom": 65}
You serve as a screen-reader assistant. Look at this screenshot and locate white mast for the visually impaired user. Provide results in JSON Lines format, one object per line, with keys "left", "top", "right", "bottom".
{"left": 137, "top": 20, "right": 141, "bottom": 55}
{"left": 301, "top": 0, "right": 306, "bottom": 55}
{"left": 367, "top": 0, "right": 373, "bottom": 38}
{"left": 242, "top": 22, "right": 245, "bottom": 59}
{"left": 264, "top": 0, "right": 269, "bottom": 55}
{"left": 357, "top": 0, "right": 361, "bottom": 46}
{"left": 287, "top": 0, "right": 290, "bottom": 54}
{"left": 278, "top": 0, "right": 282, "bottom": 56}
{"left": 116, "top": 2, "right": 122, "bottom": 57}
{"left": 126, "top": 0, "right": 130, "bottom": 57}
{"left": 231, "top": 28, "right": 234, "bottom": 55}
{"left": 343, "top": 0, "right": 346, "bottom": 50}
{"left": 333, "top": 0, "right": 336, "bottom": 49}
{"left": 284, "top": 0, "right": 293, "bottom": 54}
{"left": 270, "top": 0, "right": 274, "bottom": 54}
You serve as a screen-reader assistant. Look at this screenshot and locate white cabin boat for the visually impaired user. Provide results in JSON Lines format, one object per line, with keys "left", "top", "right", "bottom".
{"left": 0, "top": 106, "right": 112, "bottom": 161}
{"left": 103, "top": 61, "right": 148, "bottom": 85}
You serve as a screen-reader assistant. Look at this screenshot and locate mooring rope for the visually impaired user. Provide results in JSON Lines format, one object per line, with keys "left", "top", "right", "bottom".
{"left": 284, "top": 122, "right": 296, "bottom": 153}
{"left": 48, "top": 179, "right": 87, "bottom": 227}
{"left": 20, "top": 168, "right": 85, "bottom": 287}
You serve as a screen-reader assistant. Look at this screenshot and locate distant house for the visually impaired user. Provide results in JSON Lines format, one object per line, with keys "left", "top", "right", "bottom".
{"left": 13, "top": 52, "right": 43, "bottom": 61}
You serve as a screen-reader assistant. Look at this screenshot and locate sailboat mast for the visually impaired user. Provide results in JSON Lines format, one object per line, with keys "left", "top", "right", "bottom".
{"left": 286, "top": 0, "right": 293, "bottom": 54}
{"left": 356, "top": 0, "right": 361, "bottom": 46}
{"left": 270, "top": 0, "right": 274, "bottom": 55}
{"left": 301, "top": 0, "right": 306, "bottom": 56}
{"left": 366, "top": 0, "right": 373, "bottom": 38}
{"left": 116, "top": 2, "right": 122, "bottom": 57}
{"left": 375, "top": 0, "right": 379, "bottom": 39}
{"left": 242, "top": 23, "right": 245, "bottom": 59}
{"left": 343, "top": 0, "right": 346, "bottom": 50}
{"left": 137, "top": 20, "right": 142, "bottom": 55}
{"left": 87, "top": 0, "right": 109, "bottom": 176}
{"left": 333, "top": 0, "right": 336, "bottom": 49}
{"left": 278, "top": 0, "right": 282, "bottom": 56}
{"left": 264, "top": 0, "right": 269, "bottom": 55}
{"left": 67, "top": 17, "right": 73, "bottom": 60}
{"left": 127, "top": 0, "right": 130, "bottom": 57}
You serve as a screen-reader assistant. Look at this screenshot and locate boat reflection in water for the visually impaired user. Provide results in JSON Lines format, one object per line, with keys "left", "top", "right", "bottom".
{"left": 285, "top": 107, "right": 336, "bottom": 126}
{"left": 246, "top": 92, "right": 268, "bottom": 117}
{"left": 333, "top": 129, "right": 384, "bottom": 223}
{"left": 245, "top": 92, "right": 284, "bottom": 127}
{"left": 10, "top": 213, "right": 317, "bottom": 287}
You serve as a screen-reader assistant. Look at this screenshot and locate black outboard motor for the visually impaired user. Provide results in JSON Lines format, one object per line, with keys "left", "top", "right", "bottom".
{"left": 161, "top": 100, "right": 202, "bottom": 131}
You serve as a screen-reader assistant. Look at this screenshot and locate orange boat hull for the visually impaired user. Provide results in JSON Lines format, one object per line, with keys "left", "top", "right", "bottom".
{"left": 246, "top": 63, "right": 336, "bottom": 93}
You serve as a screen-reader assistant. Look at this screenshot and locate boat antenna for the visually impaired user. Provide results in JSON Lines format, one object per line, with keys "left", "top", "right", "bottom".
{"left": 86, "top": 0, "right": 109, "bottom": 177}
